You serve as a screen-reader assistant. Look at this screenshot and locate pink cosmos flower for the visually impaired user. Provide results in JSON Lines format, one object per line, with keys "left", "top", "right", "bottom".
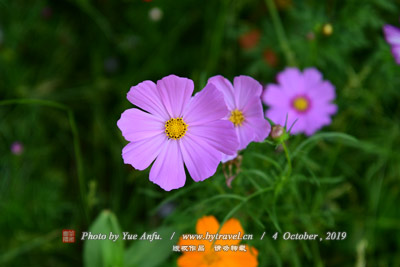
{"left": 208, "top": 75, "right": 271, "bottom": 161}
{"left": 117, "top": 75, "right": 239, "bottom": 191}
{"left": 263, "top": 67, "right": 337, "bottom": 136}
{"left": 383, "top": 20, "right": 400, "bottom": 64}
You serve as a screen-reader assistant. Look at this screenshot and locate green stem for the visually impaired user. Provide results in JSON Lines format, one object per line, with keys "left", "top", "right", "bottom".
{"left": 0, "top": 229, "right": 60, "bottom": 264}
{"left": 265, "top": 0, "right": 297, "bottom": 66}
{"left": 71, "top": 0, "right": 112, "bottom": 39}
{"left": 205, "top": 0, "right": 229, "bottom": 75}
{"left": 0, "top": 98, "right": 89, "bottom": 223}
{"left": 282, "top": 141, "right": 292, "bottom": 180}
{"left": 68, "top": 110, "right": 88, "bottom": 220}
{"left": 274, "top": 141, "right": 292, "bottom": 198}
{"left": 211, "top": 186, "right": 274, "bottom": 246}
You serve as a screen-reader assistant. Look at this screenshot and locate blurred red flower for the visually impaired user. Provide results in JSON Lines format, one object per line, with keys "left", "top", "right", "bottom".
{"left": 263, "top": 48, "right": 278, "bottom": 67}
{"left": 239, "top": 29, "right": 261, "bottom": 50}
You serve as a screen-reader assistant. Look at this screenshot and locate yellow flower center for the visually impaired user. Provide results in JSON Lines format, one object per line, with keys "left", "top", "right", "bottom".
{"left": 165, "top": 117, "right": 188, "bottom": 140}
{"left": 203, "top": 252, "right": 220, "bottom": 265}
{"left": 293, "top": 96, "right": 309, "bottom": 112}
{"left": 229, "top": 109, "right": 245, "bottom": 127}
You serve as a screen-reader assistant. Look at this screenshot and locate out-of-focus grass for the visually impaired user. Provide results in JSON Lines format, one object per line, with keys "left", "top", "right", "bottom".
{"left": 1, "top": 0, "right": 400, "bottom": 266}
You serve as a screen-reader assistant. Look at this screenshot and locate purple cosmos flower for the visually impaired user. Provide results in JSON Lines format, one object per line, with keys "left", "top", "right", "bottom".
{"left": 263, "top": 67, "right": 337, "bottom": 136}
{"left": 208, "top": 75, "right": 271, "bottom": 161}
{"left": 11, "top": 141, "right": 24, "bottom": 155}
{"left": 117, "top": 75, "right": 239, "bottom": 191}
{"left": 383, "top": 20, "right": 400, "bottom": 65}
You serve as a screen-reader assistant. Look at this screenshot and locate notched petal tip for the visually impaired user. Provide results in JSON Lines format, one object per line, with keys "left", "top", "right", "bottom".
{"left": 127, "top": 80, "right": 156, "bottom": 97}
{"left": 150, "top": 180, "right": 185, "bottom": 191}
{"left": 156, "top": 74, "right": 194, "bottom": 118}
{"left": 233, "top": 75, "right": 263, "bottom": 96}
{"left": 206, "top": 75, "right": 237, "bottom": 110}
{"left": 158, "top": 74, "right": 194, "bottom": 87}
{"left": 182, "top": 82, "right": 230, "bottom": 125}
{"left": 281, "top": 66, "right": 302, "bottom": 76}
{"left": 208, "top": 74, "right": 228, "bottom": 83}
{"left": 149, "top": 141, "right": 186, "bottom": 191}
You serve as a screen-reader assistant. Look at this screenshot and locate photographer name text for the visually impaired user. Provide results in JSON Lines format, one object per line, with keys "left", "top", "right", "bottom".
{"left": 81, "top": 231, "right": 162, "bottom": 242}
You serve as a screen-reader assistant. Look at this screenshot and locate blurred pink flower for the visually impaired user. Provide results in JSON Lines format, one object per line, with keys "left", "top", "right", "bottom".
{"left": 383, "top": 20, "right": 400, "bottom": 65}
{"left": 11, "top": 141, "right": 24, "bottom": 155}
{"left": 208, "top": 75, "right": 271, "bottom": 162}
{"left": 263, "top": 67, "right": 337, "bottom": 136}
{"left": 117, "top": 75, "right": 238, "bottom": 191}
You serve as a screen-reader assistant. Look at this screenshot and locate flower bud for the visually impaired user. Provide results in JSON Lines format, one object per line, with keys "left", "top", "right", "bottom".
{"left": 322, "top": 23, "right": 333, "bottom": 36}
{"left": 149, "top": 7, "right": 163, "bottom": 22}
{"left": 270, "top": 125, "right": 284, "bottom": 139}
{"left": 270, "top": 125, "right": 289, "bottom": 143}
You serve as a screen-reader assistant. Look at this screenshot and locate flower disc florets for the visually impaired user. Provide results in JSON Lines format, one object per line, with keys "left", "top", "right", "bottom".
{"left": 165, "top": 117, "right": 187, "bottom": 139}
{"left": 229, "top": 109, "right": 245, "bottom": 127}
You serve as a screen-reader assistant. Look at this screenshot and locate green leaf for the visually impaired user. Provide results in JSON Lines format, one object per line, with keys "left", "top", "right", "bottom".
{"left": 242, "top": 169, "right": 274, "bottom": 184}
{"left": 124, "top": 227, "right": 177, "bottom": 267}
{"left": 84, "top": 210, "right": 124, "bottom": 267}
{"left": 249, "top": 153, "right": 282, "bottom": 171}
{"left": 265, "top": 206, "right": 282, "bottom": 232}
{"left": 292, "top": 132, "right": 359, "bottom": 159}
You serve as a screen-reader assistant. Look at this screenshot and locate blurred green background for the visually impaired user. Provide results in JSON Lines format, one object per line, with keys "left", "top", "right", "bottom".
{"left": 1, "top": 0, "right": 400, "bottom": 266}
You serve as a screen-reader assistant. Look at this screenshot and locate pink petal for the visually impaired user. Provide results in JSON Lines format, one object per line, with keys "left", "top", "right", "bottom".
{"left": 244, "top": 118, "right": 271, "bottom": 143}
{"left": 235, "top": 124, "right": 254, "bottom": 150}
{"left": 182, "top": 83, "right": 229, "bottom": 126}
{"left": 287, "top": 112, "right": 307, "bottom": 134}
{"left": 313, "top": 102, "right": 338, "bottom": 115}
{"left": 392, "top": 45, "right": 400, "bottom": 64}
{"left": 187, "top": 120, "right": 239, "bottom": 156}
{"left": 235, "top": 118, "right": 271, "bottom": 149}
{"left": 265, "top": 107, "right": 288, "bottom": 127}
{"left": 383, "top": 25, "right": 400, "bottom": 46}
{"left": 303, "top": 68, "right": 323, "bottom": 86}
{"left": 267, "top": 107, "right": 306, "bottom": 134}
{"left": 221, "top": 153, "right": 237, "bottom": 163}
{"left": 117, "top": 108, "right": 165, "bottom": 142}
{"left": 308, "top": 81, "right": 336, "bottom": 102}
{"left": 180, "top": 134, "right": 222, "bottom": 182}
{"left": 156, "top": 75, "right": 193, "bottom": 118}
{"left": 149, "top": 140, "right": 186, "bottom": 191}
{"left": 233, "top": 75, "right": 263, "bottom": 110}
{"left": 242, "top": 97, "right": 271, "bottom": 142}
{"left": 127, "top": 80, "right": 169, "bottom": 120}
{"left": 122, "top": 134, "right": 166, "bottom": 170}
{"left": 277, "top": 68, "right": 304, "bottom": 96}
{"left": 207, "top": 75, "right": 236, "bottom": 110}
{"left": 304, "top": 109, "right": 333, "bottom": 136}
{"left": 242, "top": 96, "right": 265, "bottom": 118}
{"left": 262, "top": 84, "right": 290, "bottom": 109}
